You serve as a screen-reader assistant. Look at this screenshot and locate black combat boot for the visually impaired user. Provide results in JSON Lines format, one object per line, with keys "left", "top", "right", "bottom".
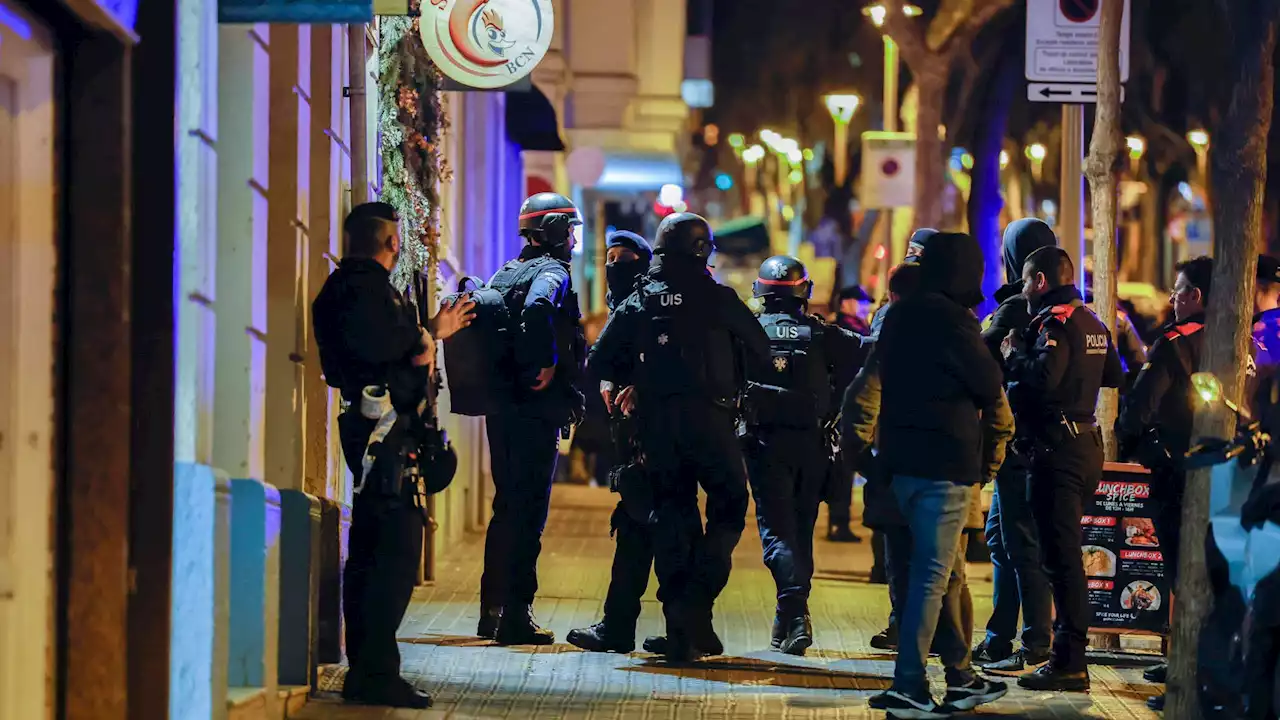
{"left": 494, "top": 604, "right": 555, "bottom": 645}
{"left": 771, "top": 614, "right": 785, "bottom": 649}
{"left": 566, "top": 620, "right": 635, "bottom": 653}
{"left": 777, "top": 614, "right": 813, "bottom": 656}
{"left": 476, "top": 605, "right": 501, "bottom": 639}
{"left": 343, "top": 674, "right": 432, "bottom": 709}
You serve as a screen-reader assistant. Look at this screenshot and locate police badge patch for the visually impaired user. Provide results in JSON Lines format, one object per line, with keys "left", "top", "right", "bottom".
{"left": 774, "top": 356, "right": 788, "bottom": 371}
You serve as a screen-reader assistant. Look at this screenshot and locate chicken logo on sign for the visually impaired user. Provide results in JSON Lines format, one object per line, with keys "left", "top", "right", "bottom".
{"left": 421, "top": 0, "right": 555, "bottom": 89}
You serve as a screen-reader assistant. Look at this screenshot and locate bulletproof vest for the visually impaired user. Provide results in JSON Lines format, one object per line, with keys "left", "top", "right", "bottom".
{"left": 743, "top": 312, "right": 831, "bottom": 428}
{"left": 631, "top": 277, "right": 718, "bottom": 399}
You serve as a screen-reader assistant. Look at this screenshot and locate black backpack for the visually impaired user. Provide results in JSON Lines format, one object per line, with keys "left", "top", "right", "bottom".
{"left": 441, "top": 256, "right": 559, "bottom": 416}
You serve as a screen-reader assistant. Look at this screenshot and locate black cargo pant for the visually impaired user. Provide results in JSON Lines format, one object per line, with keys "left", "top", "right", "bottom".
{"left": 602, "top": 499, "right": 655, "bottom": 633}
{"left": 339, "top": 411, "right": 425, "bottom": 686}
{"left": 638, "top": 399, "right": 749, "bottom": 634}
{"left": 744, "top": 427, "right": 826, "bottom": 618}
{"left": 480, "top": 412, "right": 562, "bottom": 610}
{"left": 1028, "top": 429, "right": 1104, "bottom": 672}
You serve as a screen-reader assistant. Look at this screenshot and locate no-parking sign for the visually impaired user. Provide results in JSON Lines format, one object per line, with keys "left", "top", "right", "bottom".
{"left": 860, "top": 132, "right": 915, "bottom": 209}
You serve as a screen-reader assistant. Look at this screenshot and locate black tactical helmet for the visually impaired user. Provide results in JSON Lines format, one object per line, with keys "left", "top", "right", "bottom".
{"left": 653, "top": 212, "right": 715, "bottom": 260}
{"left": 518, "top": 192, "right": 582, "bottom": 248}
{"left": 753, "top": 255, "right": 813, "bottom": 300}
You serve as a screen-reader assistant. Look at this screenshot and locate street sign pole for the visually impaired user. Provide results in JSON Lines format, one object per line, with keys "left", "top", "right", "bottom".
{"left": 1061, "top": 105, "right": 1086, "bottom": 291}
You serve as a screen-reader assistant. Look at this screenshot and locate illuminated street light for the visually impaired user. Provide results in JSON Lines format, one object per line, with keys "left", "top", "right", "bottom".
{"left": 999, "top": 150, "right": 1010, "bottom": 169}
{"left": 824, "top": 93, "right": 860, "bottom": 186}
{"left": 1126, "top": 135, "right": 1146, "bottom": 159}
{"left": 728, "top": 132, "right": 745, "bottom": 149}
{"left": 787, "top": 148, "right": 804, "bottom": 165}
{"left": 789, "top": 168, "right": 804, "bottom": 185}
{"left": 743, "top": 144, "right": 766, "bottom": 164}
{"left": 862, "top": 2, "right": 922, "bottom": 28}
{"left": 1026, "top": 143, "right": 1047, "bottom": 182}
{"left": 823, "top": 93, "right": 861, "bottom": 125}
{"left": 1187, "top": 129, "right": 1210, "bottom": 188}
{"left": 776, "top": 138, "right": 800, "bottom": 156}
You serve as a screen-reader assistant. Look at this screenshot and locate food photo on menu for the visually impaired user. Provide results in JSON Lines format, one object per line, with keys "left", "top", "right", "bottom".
{"left": 1120, "top": 580, "right": 1162, "bottom": 611}
{"left": 1082, "top": 545, "right": 1117, "bottom": 577}
{"left": 1123, "top": 517, "right": 1160, "bottom": 547}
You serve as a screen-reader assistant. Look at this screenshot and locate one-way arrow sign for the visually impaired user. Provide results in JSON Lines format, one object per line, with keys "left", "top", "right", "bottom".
{"left": 1028, "top": 82, "right": 1126, "bottom": 104}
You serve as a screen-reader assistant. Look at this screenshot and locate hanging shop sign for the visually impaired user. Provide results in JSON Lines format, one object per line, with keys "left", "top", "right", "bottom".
{"left": 419, "top": 0, "right": 555, "bottom": 90}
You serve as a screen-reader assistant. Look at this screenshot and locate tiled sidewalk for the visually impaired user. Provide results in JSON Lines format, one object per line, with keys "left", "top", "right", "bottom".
{"left": 297, "top": 485, "right": 1162, "bottom": 719}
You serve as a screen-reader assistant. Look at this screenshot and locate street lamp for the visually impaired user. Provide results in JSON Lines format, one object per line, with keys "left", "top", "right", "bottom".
{"left": 1026, "top": 142, "right": 1047, "bottom": 182}
{"left": 999, "top": 150, "right": 1010, "bottom": 170}
{"left": 1187, "top": 129, "right": 1210, "bottom": 183}
{"left": 743, "top": 144, "right": 766, "bottom": 165}
{"left": 1126, "top": 135, "right": 1146, "bottom": 176}
{"left": 824, "top": 93, "right": 861, "bottom": 185}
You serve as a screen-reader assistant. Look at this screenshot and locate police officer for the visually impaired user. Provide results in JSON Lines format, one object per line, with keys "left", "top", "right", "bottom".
{"left": 1002, "top": 247, "right": 1123, "bottom": 692}
{"left": 567, "top": 230, "right": 655, "bottom": 653}
{"left": 589, "top": 212, "right": 771, "bottom": 661}
{"left": 743, "top": 255, "right": 866, "bottom": 655}
{"left": 1117, "top": 256, "right": 1260, "bottom": 710}
{"left": 311, "top": 202, "right": 475, "bottom": 708}
{"left": 477, "top": 192, "right": 588, "bottom": 645}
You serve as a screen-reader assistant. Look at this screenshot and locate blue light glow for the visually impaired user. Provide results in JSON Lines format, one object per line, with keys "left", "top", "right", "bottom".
{"left": 715, "top": 173, "right": 733, "bottom": 191}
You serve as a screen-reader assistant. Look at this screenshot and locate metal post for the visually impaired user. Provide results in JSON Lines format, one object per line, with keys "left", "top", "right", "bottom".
{"left": 593, "top": 196, "right": 607, "bottom": 314}
{"left": 1060, "top": 104, "right": 1086, "bottom": 289}
{"left": 879, "top": 35, "right": 899, "bottom": 298}
{"left": 834, "top": 122, "right": 849, "bottom": 187}
{"left": 348, "top": 25, "right": 369, "bottom": 212}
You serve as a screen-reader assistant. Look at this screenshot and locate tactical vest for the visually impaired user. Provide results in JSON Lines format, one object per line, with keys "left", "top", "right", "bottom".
{"left": 631, "top": 279, "right": 714, "bottom": 399}
{"left": 742, "top": 312, "right": 831, "bottom": 429}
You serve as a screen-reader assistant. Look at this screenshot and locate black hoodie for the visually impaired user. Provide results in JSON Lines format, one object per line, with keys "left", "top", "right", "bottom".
{"left": 983, "top": 218, "right": 1059, "bottom": 363}
{"left": 874, "top": 232, "right": 1007, "bottom": 484}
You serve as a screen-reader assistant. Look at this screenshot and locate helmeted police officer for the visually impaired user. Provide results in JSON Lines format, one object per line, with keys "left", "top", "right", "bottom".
{"left": 477, "top": 192, "right": 588, "bottom": 645}
{"left": 589, "top": 212, "right": 771, "bottom": 661}
{"left": 567, "top": 230, "right": 656, "bottom": 653}
{"left": 1002, "top": 247, "right": 1123, "bottom": 692}
{"left": 743, "top": 255, "right": 866, "bottom": 655}
{"left": 312, "top": 202, "right": 474, "bottom": 708}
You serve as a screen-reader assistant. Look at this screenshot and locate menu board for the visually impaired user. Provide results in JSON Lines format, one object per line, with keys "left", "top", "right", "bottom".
{"left": 1082, "top": 462, "right": 1172, "bottom": 634}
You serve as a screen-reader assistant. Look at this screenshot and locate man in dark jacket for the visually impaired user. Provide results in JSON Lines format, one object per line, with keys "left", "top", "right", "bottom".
{"left": 973, "top": 218, "right": 1056, "bottom": 672}
{"left": 312, "top": 202, "right": 475, "bottom": 708}
{"left": 858, "top": 232, "right": 1012, "bottom": 717}
{"left": 590, "top": 213, "right": 772, "bottom": 661}
{"left": 1006, "top": 247, "right": 1124, "bottom": 692}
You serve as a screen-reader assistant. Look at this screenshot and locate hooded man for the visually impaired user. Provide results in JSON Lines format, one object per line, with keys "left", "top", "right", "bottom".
{"left": 849, "top": 231, "right": 1013, "bottom": 717}
{"left": 972, "top": 219, "right": 1058, "bottom": 673}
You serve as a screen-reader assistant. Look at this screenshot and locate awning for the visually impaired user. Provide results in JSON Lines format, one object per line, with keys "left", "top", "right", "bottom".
{"left": 505, "top": 85, "right": 565, "bottom": 152}
{"left": 594, "top": 152, "right": 684, "bottom": 193}
{"left": 712, "top": 216, "right": 770, "bottom": 257}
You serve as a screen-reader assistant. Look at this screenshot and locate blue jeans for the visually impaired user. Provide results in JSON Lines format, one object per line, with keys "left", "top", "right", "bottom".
{"left": 892, "top": 475, "right": 975, "bottom": 695}
{"left": 984, "top": 468, "right": 1053, "bottom": 655}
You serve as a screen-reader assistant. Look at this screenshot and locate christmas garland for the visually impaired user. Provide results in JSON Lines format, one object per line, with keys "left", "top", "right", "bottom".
{"left": 376, "top": 13, "right": 453, "bottom": 292}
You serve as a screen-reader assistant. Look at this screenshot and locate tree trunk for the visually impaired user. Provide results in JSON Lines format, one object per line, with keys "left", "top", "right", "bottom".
{"left": 913, "top": 67, "right": 949, "bottom": 230}
{"left": 968, "top": 45, "right": 1018, "bottom": 318}
{"left": 1166, "top": 5, "right": 1280, "bottom": 718}
{"left": 1084, "top": 0, "right": 1124, "bottom": 461}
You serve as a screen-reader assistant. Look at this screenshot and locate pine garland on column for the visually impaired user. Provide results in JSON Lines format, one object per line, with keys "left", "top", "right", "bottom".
{"left": 376, "top": 13, "right": 452, "bottom": 293}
